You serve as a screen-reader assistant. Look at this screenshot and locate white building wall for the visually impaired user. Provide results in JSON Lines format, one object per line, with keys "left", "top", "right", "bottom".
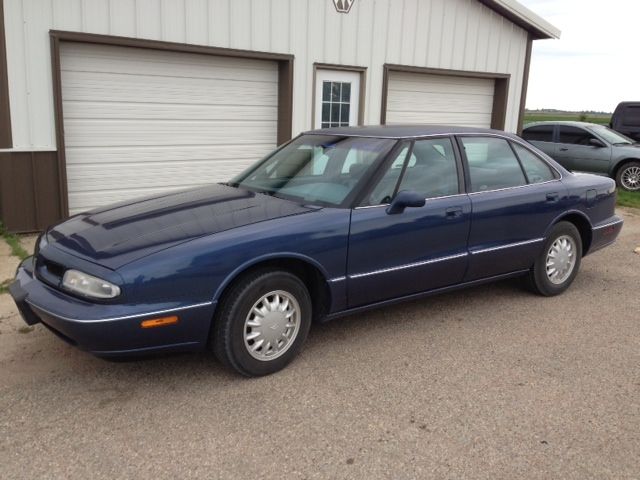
{"left": 2, "top": 0, "right": 529, "bottom": 151}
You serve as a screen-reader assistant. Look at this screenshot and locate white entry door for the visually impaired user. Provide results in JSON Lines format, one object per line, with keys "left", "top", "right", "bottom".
{"left": 315, "top": 70, "right": 360, "bottom": 129}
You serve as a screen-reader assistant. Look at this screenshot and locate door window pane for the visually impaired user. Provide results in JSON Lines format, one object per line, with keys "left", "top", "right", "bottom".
{"left": 558, "top": 126, "right": 596, "bottom": 145}
{"left": 321, "top": 81, "right": 352, "bottom": 128}
{"left": 512, "top": 143, "right": 556, "bottom": 184}
{"left": 462, "top": 137, "right": 527, "bottom": 192}
{"left": 366, "top": 144, "right": 411, "bottom": 205}
{"left": 522, "top": 125, "right": 554, "bottom": 142}
{"left": 396, "top": 138, "right": 459, "bottom": 198}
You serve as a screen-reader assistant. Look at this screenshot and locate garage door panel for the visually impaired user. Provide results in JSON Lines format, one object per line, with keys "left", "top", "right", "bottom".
{"left": 63, "top": 101, "right": 278, "bottom": 121}
{"left": 63, "top": 118, "right": 277, "bottom": 147}
{"left": 386, "top": 71, "right": 495, "bottom": 128}
{"left": 386, "top": 93, "right": 494, "bottom": 114}
{"left": 61, "top": 72, "right": 277, "bottom": 106}
{"left": 386, "top": 112, "right": 493, "bottom": 126}
{"left": 66, "top": 158, "right": 258, "bottom": 192}
{"left": 61, "top": 42, "right": 278, "bottom": 81}
{"left": 64, "top": 144, "right": 273, "bottom": 165}
{"left": 60, "top": 42, "right": 279, "bottom": 215}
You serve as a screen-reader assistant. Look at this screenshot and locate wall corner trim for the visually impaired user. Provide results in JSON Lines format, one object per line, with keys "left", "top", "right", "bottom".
{"left": 0, "top": 0, "right": 13, "bottom": 148}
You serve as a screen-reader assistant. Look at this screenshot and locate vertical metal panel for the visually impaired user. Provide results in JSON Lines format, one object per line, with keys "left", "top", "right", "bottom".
{"left": 270, "top": 0, "right": 290, "bottom": 53}
{"left": 208, "top": 0, "right": 230, "bottom": 47}
{"left": 252, "top": 0, "right": 271, "bottom": 51}
{"left": 229, "top": 0, "right": 251, "bottom": 49}
{"left": 136, "top": 0, "right": 162, "bottom": 38}
{"left": 161, "top": 0, "right": 186, "bottom": 43}
{"left": 109, "top": 0, "right": 136, "bottom": 37}
{"left": 81, "top": 0, "right": 110, "bottom": 34}
{"left": 185, "top": 0, "right": 209, "bottom": 45}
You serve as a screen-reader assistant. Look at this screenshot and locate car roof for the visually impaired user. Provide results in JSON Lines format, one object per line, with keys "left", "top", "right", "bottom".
{"left": 303, "top": 124, "right": 517, "bottom": 139}
{"left": 523, "top": 120, "right": 606, "bottom": 129}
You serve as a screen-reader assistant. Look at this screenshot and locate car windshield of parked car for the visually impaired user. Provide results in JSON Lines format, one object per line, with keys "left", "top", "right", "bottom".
{"left": 230, "top": 135, "right": 395, "bottom": 206}
{"left": 590, "top": 125, "right": 635, "bottom": 145}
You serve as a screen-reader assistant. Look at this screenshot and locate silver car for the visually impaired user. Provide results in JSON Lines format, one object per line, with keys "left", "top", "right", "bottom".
{"left": 522, "top": 121, "right": 640, "bottom": 191}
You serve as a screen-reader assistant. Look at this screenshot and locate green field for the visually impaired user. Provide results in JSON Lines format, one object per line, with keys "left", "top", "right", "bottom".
{"left": 524, "top": 112, "right": 611, "bottom": 126}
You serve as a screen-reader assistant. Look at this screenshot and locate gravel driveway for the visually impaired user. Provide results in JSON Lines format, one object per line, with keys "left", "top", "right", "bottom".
{"left": 1, "top": 209, "right": 638, "bottom": 480}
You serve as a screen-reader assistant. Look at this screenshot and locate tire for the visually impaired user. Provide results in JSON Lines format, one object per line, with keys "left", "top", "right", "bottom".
{"left": 616, "top": 161, "right": 640, "bottom": 191}
{"left": 211, "top": 270, "right": 312, "bottom": 377}
{"left": 527, "top": 221, "right": 582, "bottom": 297}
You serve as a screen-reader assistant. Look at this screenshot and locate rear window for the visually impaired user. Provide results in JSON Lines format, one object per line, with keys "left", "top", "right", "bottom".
{"left": 522, "top": 125, "right": 554, "bottom": 142}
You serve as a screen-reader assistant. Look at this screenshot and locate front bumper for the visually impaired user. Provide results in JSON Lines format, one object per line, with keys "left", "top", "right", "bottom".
{"left": 9, "top": 258, "right": 216, "bottom": 357}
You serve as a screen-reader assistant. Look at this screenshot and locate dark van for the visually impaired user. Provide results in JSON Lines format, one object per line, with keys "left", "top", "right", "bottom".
{"left": 610, "top": 102, "right": 640, "bottom": 141}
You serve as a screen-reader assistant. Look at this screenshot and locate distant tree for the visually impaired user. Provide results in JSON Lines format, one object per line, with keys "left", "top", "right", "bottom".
{"left": 579, "top": 113, "right": 588, "bottom": 122}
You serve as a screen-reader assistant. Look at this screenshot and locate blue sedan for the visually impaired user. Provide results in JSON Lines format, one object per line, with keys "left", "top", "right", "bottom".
{"left": 10, "top": 126, "right": 623, "bottom": 376}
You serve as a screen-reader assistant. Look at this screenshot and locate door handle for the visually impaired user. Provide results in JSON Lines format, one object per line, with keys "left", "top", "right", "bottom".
{"left": 559, "top": 147, "right": 569, "bottom": 152}
{"left": 445, "top": 207, "right": 463, "bottom": 219}
{"left": 546, "top": 192, "right": 560, "bottom": 203}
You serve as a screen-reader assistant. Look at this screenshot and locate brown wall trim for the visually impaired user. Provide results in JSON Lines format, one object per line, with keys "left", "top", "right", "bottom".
{"left": 0, "top": 151, "right": 61, "bottom": 233}
{"left": 0, "top": 0, "right": 13, "bottom": 148}
{"left": 311, "top": 63, "right": 367, "bottom": 129}
{"left": 49, "top": 30, "right": 295, "bottom": 217}
{"left": 517, "top": 34, "right": 533, "bottom": 135}
{"left": 380, "top": 64, "right": 510, "bottom": 130}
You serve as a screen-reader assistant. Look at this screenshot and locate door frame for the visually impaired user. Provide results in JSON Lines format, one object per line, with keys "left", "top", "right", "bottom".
{"left": 380, "top": 64, "right": 510, "bottom": 130}
{"left": 49, "top": 30, "right": 294, "bottom": 217}
{"left": 311, "top": 63, "right": 367, "bottom": 129}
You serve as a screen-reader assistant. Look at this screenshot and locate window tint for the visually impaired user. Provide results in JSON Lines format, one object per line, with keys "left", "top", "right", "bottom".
{"left": 396, "top": 138, "right": 459, "bottom": 198}
{"left": 512, "top": 143, "right": 556, "bottom": 184}
{"left": 462, "top": 137, "right": 527, "bottom": 192}
{"left": 522, "top": 125, "right": 554, "bottom": 142}
{"left": 558, "top": 126, "right": 596, "bottom": 146}
{"left": 622, "top": 106, "right": 640, "bottom": 127}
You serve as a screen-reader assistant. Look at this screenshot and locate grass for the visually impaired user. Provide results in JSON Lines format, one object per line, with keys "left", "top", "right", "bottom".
{"left": 524, "top": 113, "right": 611, "bottom": 126}
{"left": 617, "top": 190, "right": 640, "bottom": 209}
{"left": 0, "top": 221, "right": 31, "bottom": 294}
{"left": 0, "top": 222, "right": 30, "bottom": 261}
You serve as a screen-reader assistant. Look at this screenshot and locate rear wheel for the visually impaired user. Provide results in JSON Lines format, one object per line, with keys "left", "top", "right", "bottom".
{"left": 527, "top": 221, "right": 582, "bottom": 296}
{"left": 211, "top": 270, "right": 312, "bottom": 376}
{"left": 616, "top": 161, "right": 640, "bottom": 191}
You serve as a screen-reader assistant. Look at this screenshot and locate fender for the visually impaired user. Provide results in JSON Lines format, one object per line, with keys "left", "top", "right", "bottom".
{"left": 543, "top": 208, "right": 593, "bottom": 238}
{"left": 210, "top": 251, "right": 334, "bottom": 304}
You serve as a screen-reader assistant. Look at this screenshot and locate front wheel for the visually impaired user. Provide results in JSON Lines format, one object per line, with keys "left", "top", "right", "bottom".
{"left": 616, "top": 161, "right": 640, "bottom": 191}
{"left": 211, "top": 270, "right": 312, "bottom": 376}
{"left": 527, "top": 222, "right": 582, "bottom": 296}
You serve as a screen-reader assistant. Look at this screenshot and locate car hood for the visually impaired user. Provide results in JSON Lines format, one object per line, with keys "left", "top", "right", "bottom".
{"left": 46, "top": 184, "right": 314, "bottom": 269}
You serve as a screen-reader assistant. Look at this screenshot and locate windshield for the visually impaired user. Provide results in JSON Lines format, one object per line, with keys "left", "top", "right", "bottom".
{"left": 230, "top": 135, "right": 396, "bottom": 207}
{"left": 590, "top": 125, "right": 635, "bottom": 145}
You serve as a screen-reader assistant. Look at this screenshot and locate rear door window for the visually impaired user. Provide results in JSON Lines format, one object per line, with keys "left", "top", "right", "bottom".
{"left": 511, "top": 143, "right": 556, "bottom": 184}
{"left": 461, "top": 137, "right": 527, "bottom": 192}
{"left": 522, "top": 125, "right": 554, "bottom": 142}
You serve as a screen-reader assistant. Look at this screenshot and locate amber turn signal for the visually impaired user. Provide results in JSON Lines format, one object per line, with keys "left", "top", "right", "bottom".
{"left": 140, "top": 316, "right": 179, "bottom": 329}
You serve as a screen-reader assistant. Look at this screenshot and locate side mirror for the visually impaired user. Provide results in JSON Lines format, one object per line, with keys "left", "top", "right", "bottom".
{"left": 589, "top": 138, "right": 606, "bottom": 148}
{"left": 386, "top": 190, "right": 426, "bottom": 215}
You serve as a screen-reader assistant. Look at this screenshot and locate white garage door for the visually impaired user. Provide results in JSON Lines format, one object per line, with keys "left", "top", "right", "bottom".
{"left": 60, "top": 42, "right": 279, "bottom": 214}
{"left": 385, "top": 71, "right": 495, "bottom": 127}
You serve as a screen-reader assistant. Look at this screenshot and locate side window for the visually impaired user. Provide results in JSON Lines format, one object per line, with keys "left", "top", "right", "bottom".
{"left": 522, "top": 125, "right": 554, "bottom": 142}
{"left": 558, "top": 126, "right": 596, "bottom": 146}
{"left": 396, "top": 138, "right": 459, "bottom": 198}
{"left": 622, "top": 106, "right": 640, "bottom": 127}
{"left": 462, "top": 137, "right": 527, "bottom": 192}
{"left": 512, "top": 143, "right": 556, "bottom": 184}
{"left": 366, "top": 144, "right": 410, "bottom": 205}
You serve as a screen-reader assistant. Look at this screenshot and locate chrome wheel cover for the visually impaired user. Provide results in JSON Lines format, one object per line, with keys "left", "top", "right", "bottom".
{"left": 243, "top": 290, "right": 301, "bottom": 361}
{"left": 546, "top": 235, "right": 577, "bottom": 285}
{"left": 621, "top": 166, "right": 640, "bottom": 191}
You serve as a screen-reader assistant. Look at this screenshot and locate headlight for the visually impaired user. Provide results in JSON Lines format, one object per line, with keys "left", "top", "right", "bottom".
{"left": 62, "top": 269, "right": 121, "bottom": 299}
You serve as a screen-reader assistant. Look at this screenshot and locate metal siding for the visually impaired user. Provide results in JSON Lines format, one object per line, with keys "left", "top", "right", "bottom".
{"left": 4, "top": 0, "right": 531, "bottom": 152}
{"left": 60, "top": 42, "right": 278, "bottom": 213}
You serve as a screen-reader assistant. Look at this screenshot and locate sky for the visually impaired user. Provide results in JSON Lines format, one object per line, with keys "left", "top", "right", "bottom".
{"left": 517, "top": 0, "right": 640, "bottom": 113}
